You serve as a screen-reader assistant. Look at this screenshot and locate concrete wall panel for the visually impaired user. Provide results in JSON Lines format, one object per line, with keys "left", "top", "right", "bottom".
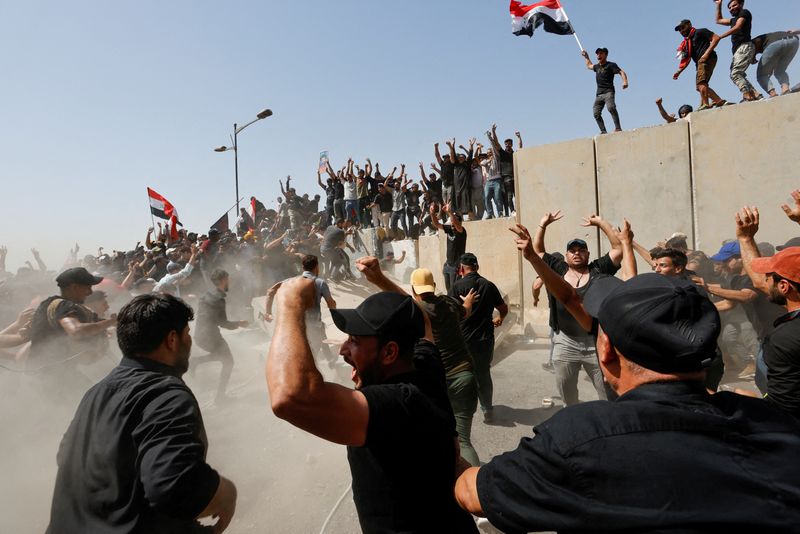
{"left": 595, "top": 121, "right": 694, "bottom": 273}
{"left": 515, "top": 138, "right": 599, "bottom": 329}
{"left": 462, "top": 216, "right": 521, "bottom": 305}
{"left": 417, "top": 233, "right": 446, "bottom": 292}
{"left": 690, "top": 93, "right": 800, "bottom": 253}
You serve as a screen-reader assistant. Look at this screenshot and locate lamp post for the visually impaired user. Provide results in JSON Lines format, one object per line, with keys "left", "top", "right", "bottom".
{"left": 214, "top": 108, "right": 273, "bottom": 213}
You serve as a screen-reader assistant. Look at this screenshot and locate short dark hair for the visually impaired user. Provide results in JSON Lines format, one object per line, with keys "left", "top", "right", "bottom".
{"left": 211, "top": 269, "right": 229, "bottom": 284}
{"left": 653, "top": 248, "right": 688, "bottom": 269}
{"left": 302, "top": 254, "right": 319, "bottom": 271}
{"left": 678, "top": 104, "right": 693, "bottom": 116}
{"left": 596, "top": 47, "right": 609, "bottom": 55}
{"left": 117, "top": 294, "right": 194, "bottom": 358}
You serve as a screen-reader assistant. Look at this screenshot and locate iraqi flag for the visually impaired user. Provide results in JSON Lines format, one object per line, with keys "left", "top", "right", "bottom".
{"left": 510, "top": 0, "right": 573, "bottom": 37}
{"left": 147, "top": 187, "right": 180, "bottom": 224}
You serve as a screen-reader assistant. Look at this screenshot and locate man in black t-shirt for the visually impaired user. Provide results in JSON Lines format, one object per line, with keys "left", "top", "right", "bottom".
{"left": 534, "top": 212, "right": 622, "bottom": 405}
{"left": 450, "top": 253, "right": 508, "bottom": 421}
{"left": 674, "top": 19, "right": 727, "bottom": 109}
{"left": 48, "top": 293, "right": 236, "bottom": 533}
{"left": 715, "top": 0, "right": 760, "bottom": 101}
{"left": 488, "top": 124, "right": 522, "bottom": 216}
{"left": 581, "top": 47, "right": 629, "bottom": 134}
{"left": 267, "top": 260, "right": 479, "bottom": 534}
{"left": 431, "top": 202, "right": 467, "bottom": 291}
{"left": 29, "top": 267, "right": 117, "bottom": 402}
{"left": 370, "top": 184, "right": 393, "bottom": 230}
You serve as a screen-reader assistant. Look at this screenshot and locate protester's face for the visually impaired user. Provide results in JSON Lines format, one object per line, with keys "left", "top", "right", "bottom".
{"left": 340, "top": 335, "right": 383, "bottom": 389}
{"left": 457, "top": 155, "right": 466, "bottom": 164}
{"left": 728, "top": 1, "right": 741, "bottom": 16}
{"left": 217, "top": 276, "right": 230, "bottom": 293}
{"left": 67, "top": 283, "right": 93, "bottom": 303}
{"left": 504, "top": 140, "right": 513, "bottom": 151}
{"left": 596, "top": 51, "right": 607, "bottom": 62}
{"left": 724, "top": 257, "right": 742, "bottom": 273}
{"left": 654, "top": 257, "right": 682, "bottom": 276}
{"left": 566, "top": 246, "right": 589, "bottom": 267}
{"left": 679, "top": 108, "right": 690, "bottom": 118}
{"left": 679, "top": 25, "right": 691, "bottom": 38}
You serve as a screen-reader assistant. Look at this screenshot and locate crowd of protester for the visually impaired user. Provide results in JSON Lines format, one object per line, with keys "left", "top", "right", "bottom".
{"left": 3, "top": 1, "right": 800, "bottom": 528}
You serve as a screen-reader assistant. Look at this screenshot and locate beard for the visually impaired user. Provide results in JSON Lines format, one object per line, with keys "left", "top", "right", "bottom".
{"left": 768, "top": 286, "right": 788, "bottom": 306}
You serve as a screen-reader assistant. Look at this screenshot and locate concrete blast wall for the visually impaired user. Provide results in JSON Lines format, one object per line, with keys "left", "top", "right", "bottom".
{"left": 414, "top": 93, "right": 800, "bottom": 329}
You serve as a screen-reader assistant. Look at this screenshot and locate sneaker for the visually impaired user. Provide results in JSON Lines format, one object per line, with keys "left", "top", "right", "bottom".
{"left": 482, "top": 408, "right": 494, "bottom": 423}
{"left": 712, "top": 99, "right": 728, "bottom": 107}
{"left": 698, "top": 103, "right": 712, "bottom": 111}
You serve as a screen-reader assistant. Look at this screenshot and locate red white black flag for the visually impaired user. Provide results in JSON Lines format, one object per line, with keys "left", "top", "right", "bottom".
{"left": 147, "top": 187, "right": 180, "bottom": 223}
{"left": 510, "top": 0, "right": 574, "bottom": 37}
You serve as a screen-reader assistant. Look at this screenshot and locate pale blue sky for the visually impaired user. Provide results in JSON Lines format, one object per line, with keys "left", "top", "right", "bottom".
{"left": 1, "top": 0, "right": 798, "bottom": 270}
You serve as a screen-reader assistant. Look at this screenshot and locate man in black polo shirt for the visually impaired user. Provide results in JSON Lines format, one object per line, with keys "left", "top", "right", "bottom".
{"left": 266, "top": 259, "right": 478, "bottom": 534}
{"left": 48, "top": 293, "right": 236, "bottom": 533}
{"left": 455, "top": 229, "right": 800, "bottom": 531}
{"left": 673, "top": 19, "right": 727, "bottom": 109}
{"left": 450, "top": 253, "right": 508, "bottom": 422}
{"left": 715, "top": 0, "right": 761, "bottom": 101}
{"left": 581, "top": 47, "right": 629, "bottom": 134}
{"left": 431, "top": 202, "right": 467, "bottom": 291}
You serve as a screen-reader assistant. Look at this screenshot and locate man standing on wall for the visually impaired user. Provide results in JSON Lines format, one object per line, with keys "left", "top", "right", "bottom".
{"left": 488, "top": 125, "right": 521, "bottom": 216}
{"left": 581, "top": 47, "right": 629, "bottom": 134}
{"left": 715, "top": 0, "right": 761, "bottom": 101}
{"left": 673, "top": 19, "right": 727, "bottom": 109}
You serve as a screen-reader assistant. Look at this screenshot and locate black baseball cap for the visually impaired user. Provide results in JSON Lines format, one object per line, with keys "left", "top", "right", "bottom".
{"left": 567, "top": 238, "right": 588, "bottom": 250}
{"left": 459, "top": 252, "right": 479, "bottom": 267}
{"left": 776, "top": 237, "right": 800, "bottom": 251}
{"left": 56, "top": 267, "right": 104, "bottom": 288}
{"left": 582, "top": 273, "right": 720, "bottom": 373}
{"left": 331, "top": 292, "right": 425, "bottom": 340}
{"left": 675, "top": 19, "right": 691, "bottom": 31}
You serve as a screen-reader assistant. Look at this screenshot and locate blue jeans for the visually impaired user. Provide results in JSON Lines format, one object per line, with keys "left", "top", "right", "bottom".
{"left": 344, "top": 199, "right": 359, "bottom": 224}
{"left": 484, "top": 179, "right": 504, "bottom": 218}
{"left": 757, "top": 36, "right": 799, "bottom": 93}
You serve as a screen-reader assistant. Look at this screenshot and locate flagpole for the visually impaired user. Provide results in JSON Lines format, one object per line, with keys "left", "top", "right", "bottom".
{"left": 558, "top": 3, "right": 585, "bottom": 52}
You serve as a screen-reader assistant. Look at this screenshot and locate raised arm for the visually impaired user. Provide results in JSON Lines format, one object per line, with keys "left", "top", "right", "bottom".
{"left": 619, "top": 68, "right": 629, "bottom": 89}
{"left": 488, "top": 124, "right": 502, "bottom": 152}
{"left": 511, "top": 224, "right": 593, "bottom": 331}
{"left": 434, "top": 143, "right": 443, "bottom": 165}
{"left": 317, "top": 171, "right": 326, "bottom": 190}
{"left": 365, "top": 158, "right": 373, "bottom": 178}
{"left": 267, "top": 276, "right": 370, "bottom": 446}
{"left": 429, "top": 204, "right": 445, "bottom": 231}
{"left": 31, "top": 248, "right": 47, "bottom": 271}
{"left": 515, "top": 131, "right": 523, "bottom": 149}
{"left": 632, "top": 240, "right": 655, "bottom": 268}
{"left": 656, "top": 98, "right": 677, "bottom": 123}
{"left": 581, "top": 49, "right": 594, "bottom": 70}
{"left": 583, "top": 214, "right": 623, "bottom": 267}
{"left": 418, "top": 162, "right": 428, "bottom": 183}
{"left": 615, "top": 219, "right": 638, "bottom": 280}
{"left": 447, "top": 138, "right": 457, "bottom": 162}
{"left": 736, "top": 206, "right": 769, "bottom": 294}
{"left": 533, "top": 210, "right": 563, "bottom": 256}
{"left": 444, "top": 202, "right": 463, "bottom": 232}
{"left": 780, "top": 189, "right": 800, "bottom": 225}
{"left": 715, "top": 0, "right": 731, "bottom": 26}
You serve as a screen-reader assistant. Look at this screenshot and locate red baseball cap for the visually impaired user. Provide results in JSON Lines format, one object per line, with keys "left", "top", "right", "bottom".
{"left": 751, "top": 247, "right": 800, "bottom": 283}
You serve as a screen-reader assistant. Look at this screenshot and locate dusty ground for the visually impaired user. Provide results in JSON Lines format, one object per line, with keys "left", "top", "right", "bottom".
{"left": 0, "top": 277, "right": 758, "bottom": 533}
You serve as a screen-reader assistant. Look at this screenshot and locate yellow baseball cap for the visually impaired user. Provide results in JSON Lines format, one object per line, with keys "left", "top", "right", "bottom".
{"left": 410, "top": 268, "right": 436, "bottom": 294}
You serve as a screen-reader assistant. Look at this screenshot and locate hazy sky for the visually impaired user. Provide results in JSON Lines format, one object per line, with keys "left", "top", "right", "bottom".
{"left": 1, "top": 0, "right": 798, "bottom": 271}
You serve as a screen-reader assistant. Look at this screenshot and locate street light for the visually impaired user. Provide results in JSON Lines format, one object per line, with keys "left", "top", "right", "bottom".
{"left": 214, "top": 108, "right": 273, "bottom": 212}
